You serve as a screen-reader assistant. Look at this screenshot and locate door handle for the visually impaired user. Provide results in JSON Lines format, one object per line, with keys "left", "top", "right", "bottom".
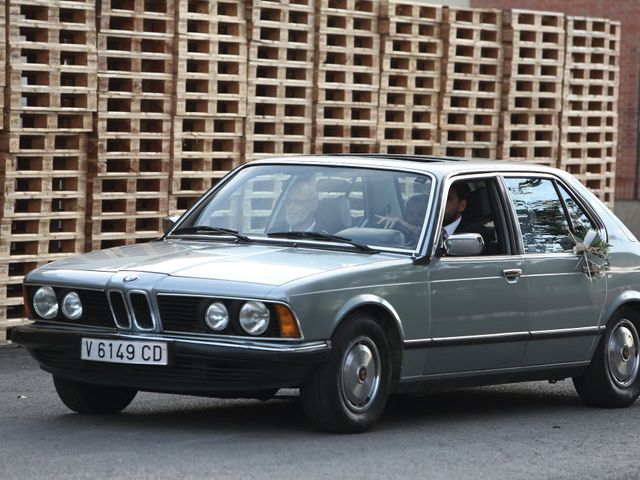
{"left": 502, "top": 268, "right": 522, "bottom": 283}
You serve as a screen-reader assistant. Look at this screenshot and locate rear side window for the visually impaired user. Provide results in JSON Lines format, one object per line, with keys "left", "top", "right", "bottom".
{"left": 504, "top": 177, "right": 575, "bottom": 254}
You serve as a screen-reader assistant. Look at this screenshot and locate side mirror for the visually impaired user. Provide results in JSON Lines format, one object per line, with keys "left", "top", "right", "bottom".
{"left": 162, "top": 215, "right": 181, "bottom": 233}
{"left": 444, "top": 233, "right": 484, "bottom": 256}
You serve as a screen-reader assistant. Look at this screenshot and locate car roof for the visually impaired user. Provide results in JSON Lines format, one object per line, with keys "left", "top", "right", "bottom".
{"left": 248, "top": 154, "right": 565, "bottom": 179}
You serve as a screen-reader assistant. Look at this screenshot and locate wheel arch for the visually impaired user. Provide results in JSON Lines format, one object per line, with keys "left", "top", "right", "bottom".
{"left": 333, "top": 295, "right": 404, "bottom": 387}
{"left": 602, "top": 291, "right": 640, "bottom": 326}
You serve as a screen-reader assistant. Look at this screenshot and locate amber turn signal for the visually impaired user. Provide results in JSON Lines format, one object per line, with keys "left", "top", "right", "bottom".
{"left": 274, "top": 304, "right": 301, "bottom": 338}
{"left": 22, "top": 285, "right": 33, "bottom": 319}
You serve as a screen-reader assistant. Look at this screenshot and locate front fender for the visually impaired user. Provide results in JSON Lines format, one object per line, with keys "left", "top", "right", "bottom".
{"left": 333, "top": 294, "right": 405, "bottom": 341}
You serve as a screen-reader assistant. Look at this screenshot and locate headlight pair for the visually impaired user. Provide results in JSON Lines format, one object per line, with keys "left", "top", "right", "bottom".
{"left": 33, "top": 287, "right": 83, "bottom": 321}
{"left": 204, "top": 300, "right": 270, "bottom": 336}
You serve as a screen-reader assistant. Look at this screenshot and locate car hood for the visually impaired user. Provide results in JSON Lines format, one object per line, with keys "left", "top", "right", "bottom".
{"left": 35, "top": 239, "right": 402, "bottom": 287}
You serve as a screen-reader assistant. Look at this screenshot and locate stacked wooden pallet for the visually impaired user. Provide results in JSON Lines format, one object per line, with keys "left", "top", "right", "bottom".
{"left": 314, "top": 0, "right": 380, "bottom": 154}
{"left": 378, "top": 0, "right": 442, "bottom": 155}
{"left": 559, "top": 17, "right": 620, "bottom": 205}
{"left": 0, "top": 0, "right": 96, "bottom": 340}
{"left": 172, "top": 0, "right": 246, "bottom": 214}
{"left": 245, "top": 0, "right": 315, "bottom": 161}
{"left": 91, "top": 0, "right": 174, "bottom": 249}
{"left": 0, "top": 0, "right": 5, "bottom": 132}
{"left": 0, "top": 1, "right": 7, "bottom": 337}
{"left": 500, "top": 10, "right": 564, "bottom": 166}
{"left": 0, "top": 1, "right": 624, "bottom": 340}
{"left": 439, "top": 7, "right": 503, "bottom": 159}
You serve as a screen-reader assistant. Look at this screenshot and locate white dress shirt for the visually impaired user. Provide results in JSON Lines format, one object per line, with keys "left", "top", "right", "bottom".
{"left": 443, "top": 216, "right": 462, "bottom": 238}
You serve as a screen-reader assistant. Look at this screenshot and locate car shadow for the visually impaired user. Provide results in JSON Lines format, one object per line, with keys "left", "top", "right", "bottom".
{"left": 48, "top": 393, "right": 309, "bottom": 435}
{"left": 382, "top": 382, "right": 586, "bottom": 425}
{"left": 43, "top": 382, "right": 590, "bottom": 435}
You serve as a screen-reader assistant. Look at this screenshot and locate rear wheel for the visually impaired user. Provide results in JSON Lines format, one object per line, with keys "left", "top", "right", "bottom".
{"left": 301, "top": 313, "right": 392, "bottom": 433}
{"left": 53, "top": 375, "right": 137, "bottom": 414}
{"left": 573, "top": 308, "right": 640, "bottom": 407}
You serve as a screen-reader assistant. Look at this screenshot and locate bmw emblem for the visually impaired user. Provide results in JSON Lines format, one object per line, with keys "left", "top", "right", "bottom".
{"left": 123, "top": 275, "right": 139, "bottom": 283}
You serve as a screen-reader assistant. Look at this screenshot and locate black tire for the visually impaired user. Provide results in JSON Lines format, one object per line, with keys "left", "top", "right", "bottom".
{"left": 573, "top": 307, "right": 640, "bottom": 408}
{"left": 53, "top": 375, "right": 137, "bottom": 414}
{"left": 301, "top": 312, "right": 392, "bottom": 433}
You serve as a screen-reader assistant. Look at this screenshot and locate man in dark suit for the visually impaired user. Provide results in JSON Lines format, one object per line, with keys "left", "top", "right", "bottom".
{"left": 443, "top": 182, "right": 498, "bottom": 254}
{"left": 442, "top": 182, "right": 470, "bottom": 237}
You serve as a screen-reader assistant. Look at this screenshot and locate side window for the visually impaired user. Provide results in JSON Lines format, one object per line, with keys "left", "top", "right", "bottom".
{"left": 445, "top": 177, "right": 509, "bottom": 255}
{"left": 504, "top": 177, "right": 574, "bottom": 254}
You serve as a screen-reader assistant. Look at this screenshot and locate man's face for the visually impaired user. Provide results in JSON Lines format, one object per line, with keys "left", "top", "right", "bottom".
{"left": 285, "top": 183, "right": 318, "bottom": 229}
{"left": 443, "top": 188, "right": 467, "bottom": 225}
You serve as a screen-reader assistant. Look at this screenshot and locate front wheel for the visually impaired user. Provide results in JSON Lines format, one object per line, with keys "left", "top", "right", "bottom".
{"left": 301, "top": 313, "right": 392, "bottom": 433}
{"left": 53, "top": 375, "right": 137, "bottom": 414}
{"left": 573, "top": 308, "right": 640, "bottom": 407}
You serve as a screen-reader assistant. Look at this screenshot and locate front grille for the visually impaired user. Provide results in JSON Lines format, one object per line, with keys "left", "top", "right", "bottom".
{"left": 77, "top": 290, "right": 114, "bottom": 328}
{"left": 108, "top": 291, "right": 130, "bottom": 329}
{"left": 157, "top": 295, "right": 206, "bottom": 333}
{"left": 130, "top": 292, "right": 154, "bottom": 330}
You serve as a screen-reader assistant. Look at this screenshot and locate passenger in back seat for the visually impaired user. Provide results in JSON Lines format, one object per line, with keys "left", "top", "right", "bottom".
{"left": 375, "top": 194, "right": 428, "bottom": 240}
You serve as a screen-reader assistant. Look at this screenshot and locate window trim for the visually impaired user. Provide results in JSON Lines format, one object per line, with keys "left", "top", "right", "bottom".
{"left": 494, "top": 176, "right": 521, "bottom": 255}
{"left": 554, "top": 179, "right": 606, "bottom": 238}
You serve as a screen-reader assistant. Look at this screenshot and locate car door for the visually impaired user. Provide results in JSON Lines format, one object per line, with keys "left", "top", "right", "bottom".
{"left": 424, "top": 175, "right": 529, "bottom": 375}
{"left": 503, "top": 175, "right": 607, "bottom": 366}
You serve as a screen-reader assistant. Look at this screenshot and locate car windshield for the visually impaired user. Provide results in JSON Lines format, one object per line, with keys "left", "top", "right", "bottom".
{"left": 171, "top": 164, "right": 433, "bottom": 250}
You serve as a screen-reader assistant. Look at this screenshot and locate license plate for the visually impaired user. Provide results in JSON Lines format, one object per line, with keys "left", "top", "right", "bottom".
{"left": 81, "top": 338, "right": 168, "bottom": 365}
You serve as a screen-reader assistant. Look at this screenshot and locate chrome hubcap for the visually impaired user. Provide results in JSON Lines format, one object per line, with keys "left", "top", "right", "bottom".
{"left": 607, "top": 321, "right": 640, "bottom": 387}
{"left": 340, "top": 336, "right": 381, "bottom": 412}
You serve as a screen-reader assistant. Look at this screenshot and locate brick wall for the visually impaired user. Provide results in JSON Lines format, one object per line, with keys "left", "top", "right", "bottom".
{"left": 470, "top": 0, "right": 640, "bottom": 201}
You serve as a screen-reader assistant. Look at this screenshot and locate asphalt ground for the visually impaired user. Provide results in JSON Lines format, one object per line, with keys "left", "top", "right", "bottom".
{"left": 2, "top": 345, "right": 640, "bottom": 480}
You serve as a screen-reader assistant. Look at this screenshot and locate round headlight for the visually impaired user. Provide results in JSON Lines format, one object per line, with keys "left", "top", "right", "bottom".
{"left": 61, "top": 291, "right": 83, "bottom": 320}
{"left": 204, "top": 302, "right": 229, "bottom": 331}
{"left": 33, "top": 286, "right": 59, "bottom": 319}
{"left": 239, "top": 301, "right": 270, "bottom": 336}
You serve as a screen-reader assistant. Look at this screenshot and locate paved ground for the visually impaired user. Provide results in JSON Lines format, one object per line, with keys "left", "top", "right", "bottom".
{"left": 2, "top": 345, "right": 640, "bottom": 480}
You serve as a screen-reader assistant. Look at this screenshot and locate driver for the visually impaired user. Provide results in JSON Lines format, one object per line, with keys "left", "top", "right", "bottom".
{"left": 442, "top": 182, "right": 469, "bottom": 237}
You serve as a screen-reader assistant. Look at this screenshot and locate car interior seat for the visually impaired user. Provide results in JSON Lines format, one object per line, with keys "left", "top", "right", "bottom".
{"left": 315, "top": 178, "right": 353, "bottom": 234}
{"left": 316, "top": 197, "right": 352, "bottom": 233}
{"left": 459, "top": 186, "right": 498, "bottom": 253}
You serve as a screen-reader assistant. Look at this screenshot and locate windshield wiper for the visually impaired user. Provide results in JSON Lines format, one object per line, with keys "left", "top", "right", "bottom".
{"left": 170, "top": 226, "right": 251, "bottom": 242}
{"left": 267, "top": 231, "right": 379, "bottom": 253}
